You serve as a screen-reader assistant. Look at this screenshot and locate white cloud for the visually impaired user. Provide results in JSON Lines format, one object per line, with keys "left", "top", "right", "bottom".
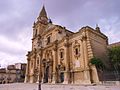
{"left": 0, "top": 0, "right": 120, "bottom": 68}
{"left": 0, "top": 51, "right": 26, "bottom": 68}
{"left": 99, "top": 16, "right": 120, "bottom": 43}
{"left": 0, "top": 27, "right": 32, "bottom": 68}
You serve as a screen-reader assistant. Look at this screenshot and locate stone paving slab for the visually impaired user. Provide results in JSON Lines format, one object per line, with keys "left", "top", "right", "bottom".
{"left": 0, "top": 83, "right": 120, "bottom": 90}
{"left": 0, "top": 83, "right": 38, "bottom": 90}
{"left": 42, "top": 84, "right": 120, "bottom": 90}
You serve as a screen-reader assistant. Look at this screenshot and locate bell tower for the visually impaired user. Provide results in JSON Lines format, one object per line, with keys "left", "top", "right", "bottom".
{"left": 32, "top": 6, "right": 48, "bottom": 50}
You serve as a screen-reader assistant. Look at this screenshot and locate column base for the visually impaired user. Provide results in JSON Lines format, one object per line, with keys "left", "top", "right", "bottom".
{"left": 48, "top": 79, "right": 52, "bottom": 83}
{"left": 63, "top": 71, "right": 69, "bottom": 84}
{"left": 24, "top": 76, "right": 27, "bottom": 83}
{"left": 41, "top": 78, "right": 44, "bottom": 83}
{"left": 63, "top": 80, "right": 69, "bottom": 84}
{"left": 36, "top": 81, "right": 39, "bottom": 83}
{"left": 52, "top": 72, "right": 56, "bottom": 84}
{"left": 82, "top": 80, "right": 91, "bottom": 84}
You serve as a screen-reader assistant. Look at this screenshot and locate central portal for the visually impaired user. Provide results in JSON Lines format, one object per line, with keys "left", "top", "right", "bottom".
{"left": 44, "top": 65, "right": 49, "bottom": 83}
{"left": 42, "top": 58, "right": 53, "bottom": 83}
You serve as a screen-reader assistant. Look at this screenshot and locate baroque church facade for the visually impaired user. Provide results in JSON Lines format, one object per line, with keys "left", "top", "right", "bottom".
{"left": 25, "top": 6, "right": 108, "bottom": 84}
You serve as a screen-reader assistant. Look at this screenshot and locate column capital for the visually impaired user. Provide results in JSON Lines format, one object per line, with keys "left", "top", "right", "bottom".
{"left": 64, "top": 42, "right": 70, "bottom": 47}
{"left": 53, "top": 45, "right": 57, "bottom": 51}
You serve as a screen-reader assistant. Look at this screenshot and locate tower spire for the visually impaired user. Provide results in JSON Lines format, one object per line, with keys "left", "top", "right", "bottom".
{"left": 39, "top": 5, "right": 47, "bottom": 19}
{"left": 37, "top": 5, "right": 48, "bottom": 24}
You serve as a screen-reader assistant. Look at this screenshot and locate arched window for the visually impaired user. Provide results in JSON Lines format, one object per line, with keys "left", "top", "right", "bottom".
{"left": 73, "top": 40, "right": 80, "bottom": 58}
{"left": 75, "top": 48, "right": 79, "bottom": 55}
{"left": 60, "top": 51, "right": 63, "bottom": 59}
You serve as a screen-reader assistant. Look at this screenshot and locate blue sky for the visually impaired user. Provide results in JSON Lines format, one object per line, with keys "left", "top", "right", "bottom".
{"left": 0, "top": 0, "right": 120, "bottom": 67}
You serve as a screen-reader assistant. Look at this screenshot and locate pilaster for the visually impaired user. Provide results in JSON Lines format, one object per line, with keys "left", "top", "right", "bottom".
{"left": 90, "top": 65, "right": 99, "bottom": 84}
{"left": 81, "top": 31, "right": 91, "bottom": 84}
{"left": 24, "top": 58, "right": 30, "bottom": 83}
{"left": 52, "top": 43, "right": 58, "bottom": 83}
{"left": 63, "top": 38, "right": 70, "bottom": 84}
{"left": 38, "top": 50, "right": 42, "bottom": 83}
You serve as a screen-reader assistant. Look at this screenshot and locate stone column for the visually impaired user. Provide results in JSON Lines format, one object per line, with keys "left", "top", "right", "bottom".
{"left": 52, "top": 47, "right": 57, "bottom": 83}
{"left": 38, "top": 51, "right": 42, "bottom": 83}
{"left": 82, "top": 31, "right": 91, "bottom": 84}
{"left": 41, "top": 52, "right": 45, "bottom": 83}
{"left": 36, "top": 55, "right": 41, "bottom": 83}
{"left": 29, "top": 60, "right": 34, "bottom": 83}
{"left": 41, "top": 64, "right": 45, "bottom": 83}
{"left": 33, "top": 54, "right": 37, "bottom": 83}
{"left": 30, "top": 54, "right": 36, "bottom": 83}
{"left": 63, "top": 39, "right": 69, "bottom": 84}
{"left": 24, "top": 58, "right": 30, "bottom": 83}
{"left": 80, "top": 37, "right": 84, "bottom": 69}
{"left": 48, "top": 64, "right": 52, "bottom": 83}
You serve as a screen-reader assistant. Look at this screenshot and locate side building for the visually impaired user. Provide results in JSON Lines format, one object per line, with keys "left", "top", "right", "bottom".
{"left": 25, "top": 6, "right": 108, "bottom": 84}
{"left": 0, "top": 63, "right": 26, "bottom": 84}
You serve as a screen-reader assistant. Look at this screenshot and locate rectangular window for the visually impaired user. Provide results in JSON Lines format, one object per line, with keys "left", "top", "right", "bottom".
{"left": 60, "top": 52, "right": 63, "bottom": 59}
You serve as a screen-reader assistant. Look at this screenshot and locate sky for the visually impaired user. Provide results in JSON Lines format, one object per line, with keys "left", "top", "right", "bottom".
{"left": 0, "top": 0, "right": 120, "bottom": 68}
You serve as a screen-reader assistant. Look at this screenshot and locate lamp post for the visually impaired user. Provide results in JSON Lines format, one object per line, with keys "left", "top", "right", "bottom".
{"left": 35, "top": 68, "right": 41, "bottom": 90}
{"left": 38, "top": 80, "right": 41, "bottom": 90}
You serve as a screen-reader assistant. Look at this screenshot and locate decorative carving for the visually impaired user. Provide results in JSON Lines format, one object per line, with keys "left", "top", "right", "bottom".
{"left": 81, "top": 32, "right": 87, "bottom": 40}
{"left": 73, "top": 40, "right": 81, "bottom": 58}
{"left": 75, "top": 60, "right": 80, "bottom": 68}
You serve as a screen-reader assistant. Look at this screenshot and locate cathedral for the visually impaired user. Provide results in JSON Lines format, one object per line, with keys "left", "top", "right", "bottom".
{"left": 25, "top": 6, "right": 108, "bottom": 84}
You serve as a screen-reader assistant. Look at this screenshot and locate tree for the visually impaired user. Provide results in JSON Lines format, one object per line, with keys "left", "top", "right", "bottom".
{"left": 90, "top": 57, "right": 105, "bottom": 82}
{"left": 108, "top": 46, "right": 120, "bottom": 80}
{"left": 90, "top": 57, "right": 105, "bottom": 70}
{"left": 108, "top": 46, "right": 120, "bottom": 65}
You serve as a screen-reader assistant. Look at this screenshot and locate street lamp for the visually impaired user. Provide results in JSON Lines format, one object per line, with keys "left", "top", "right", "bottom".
{"left": 34, "top": 68, "right": 41, "bottom": 90}
{"left": 38, "top": 80, "right": 41, "bottom": 90}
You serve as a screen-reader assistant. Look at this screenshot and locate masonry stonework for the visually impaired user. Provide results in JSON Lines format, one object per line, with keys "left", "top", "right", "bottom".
{"left": 24, "top": 6, "right": 108, "bottom": 84}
